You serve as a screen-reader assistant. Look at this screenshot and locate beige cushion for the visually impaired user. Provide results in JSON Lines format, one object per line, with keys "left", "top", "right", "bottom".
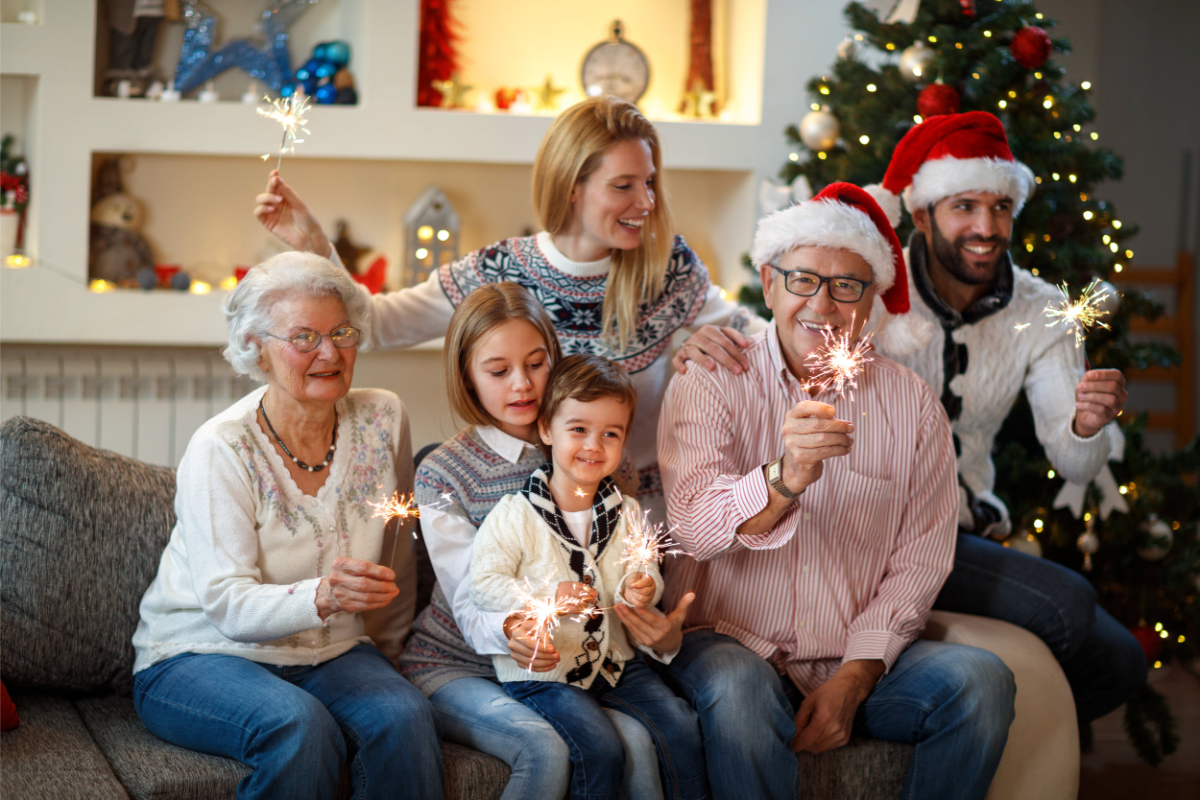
{"left": 923, "top": 611, "right": 1079, "bottom": 800}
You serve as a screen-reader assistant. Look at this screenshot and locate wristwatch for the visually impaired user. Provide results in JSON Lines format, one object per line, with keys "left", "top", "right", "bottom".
{"left": 764, "top": 457, "right": 801, "bottom": 501}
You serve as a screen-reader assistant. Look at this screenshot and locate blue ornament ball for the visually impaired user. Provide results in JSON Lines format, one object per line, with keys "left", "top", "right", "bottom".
{"left": 312, "top": 42, "right": 330, "bottom": 62}
{"left": 295, "top": 66, "right": 312, "bottom": 82}
{"left": 280, "top": 83, "right": 296, "bottom": 98}
{"left": 324, "top": 41, "right": 351, "bottom": 67}
{"left": 171, "top": 271, "right": 192, "bottom": 291}
{"left": 137, "top": 267, "right": 158, "bottom": 291}
{"left": 301, "top": 77, "right": 319, "bottom": 96}
{"left": 316, "top": 82, "right": 338, "bottom": 105}
{"left": 315, "top": 61, "right": 337, "bottom": 79}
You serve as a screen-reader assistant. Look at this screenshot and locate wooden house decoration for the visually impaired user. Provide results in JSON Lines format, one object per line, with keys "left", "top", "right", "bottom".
{"left": 403, "top": 187, "right": 460, "bottom": 286}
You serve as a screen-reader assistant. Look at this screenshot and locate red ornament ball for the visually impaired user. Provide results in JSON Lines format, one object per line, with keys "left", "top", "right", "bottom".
{"left": 917, "top": 83, "right": 961, "bottom": 118}
{"left": 1129, "top": 624, "right": 1163, "bottom": 663}
{"left": 1011, "top": 26, "right": 1052, "bottom": 69}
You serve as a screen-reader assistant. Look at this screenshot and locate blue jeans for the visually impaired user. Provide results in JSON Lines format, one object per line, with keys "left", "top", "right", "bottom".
{"left": 934, "top": 531, "right": 1148, "bottom": 724}
{"left": 133, "top": 644, "right": 443, "bottom": 800}
{"left": 505, "top": 657, "right": 708, "bottom": 800}
{"left": 666, "top": 630, "right": 1015, "bottom": 800}
{"left": 431, "top": 676, "right": 664, "bottom": 800}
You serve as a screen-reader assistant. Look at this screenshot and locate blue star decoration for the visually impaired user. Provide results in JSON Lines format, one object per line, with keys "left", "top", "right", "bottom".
{"left": 175, "top": 0, "right": 319, "bottom": 94}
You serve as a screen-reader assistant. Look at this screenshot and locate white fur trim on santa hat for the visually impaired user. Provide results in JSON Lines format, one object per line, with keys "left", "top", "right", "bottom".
{"left": 863, "top": 184, "right": 902, "bottom": 228}
{"left": 751, "top": 200, "right": 896, "bottom": 292}
{"left": 903, "top": 156, "right": 1036, "bottom": 217}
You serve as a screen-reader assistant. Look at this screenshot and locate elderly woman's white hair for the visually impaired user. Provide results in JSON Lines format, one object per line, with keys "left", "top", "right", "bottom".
{"left": 222, "top": 251, "right": 373, "bottom": 382}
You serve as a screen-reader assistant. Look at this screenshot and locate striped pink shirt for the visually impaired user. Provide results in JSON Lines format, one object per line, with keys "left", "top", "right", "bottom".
{"left": 659, "top": 321, "right": 957, "bottom": 695}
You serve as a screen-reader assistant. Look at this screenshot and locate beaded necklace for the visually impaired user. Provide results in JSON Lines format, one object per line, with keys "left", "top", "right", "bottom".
{"left": 259, "top": 397, "right": 337, "bottom": 473}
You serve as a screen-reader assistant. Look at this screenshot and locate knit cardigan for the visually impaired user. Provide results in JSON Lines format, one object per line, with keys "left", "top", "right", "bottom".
{"left": 469, "top": 470, "right": 663, "bottom": 689}
{"left": 875, "top": 233, "right": 1110, "bottom": 534}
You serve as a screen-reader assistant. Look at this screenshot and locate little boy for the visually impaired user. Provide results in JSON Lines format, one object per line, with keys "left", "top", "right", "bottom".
{"left": 469, "top": 353, "right": 708, "bottom": 800}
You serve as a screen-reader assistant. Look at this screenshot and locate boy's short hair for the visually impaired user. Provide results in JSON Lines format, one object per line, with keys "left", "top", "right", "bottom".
{"left": 444, "top": 282, "right": 562, "bottom": 428}
{"left": 540, "top": 354, "right": 638, "bottom": 433}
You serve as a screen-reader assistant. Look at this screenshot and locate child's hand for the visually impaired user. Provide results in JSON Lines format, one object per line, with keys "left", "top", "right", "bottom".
{"left": 505, "top": 615, "right": 560, "bottom": 672}
{"left": 555, "top": 581, "right": 597, "bottom": 614}
{"left": 623, "top": 572, "right": 655, "bottom": 608}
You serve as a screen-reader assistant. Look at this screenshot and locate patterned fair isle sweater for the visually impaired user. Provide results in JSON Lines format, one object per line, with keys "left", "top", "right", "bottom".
{"left": 397, "top": 427, "right": 548, "bottom": 696}
{"left": 354, "top": 232, "right": 764, "bottom": 514}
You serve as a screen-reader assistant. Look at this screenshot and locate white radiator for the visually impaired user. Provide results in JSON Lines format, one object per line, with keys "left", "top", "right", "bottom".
{"left": 1, "top": 346, "right": 259, "bottom": 468}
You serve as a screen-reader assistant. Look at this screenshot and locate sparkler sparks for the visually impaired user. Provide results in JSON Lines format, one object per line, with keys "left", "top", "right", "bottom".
{"left": 257, "top": 93, "right": 312, "bottom": 171}
{"left": 370, "top": 492, "right": 420, "bottom": 523}
{"left": 510, "top": 578, "right": 600, "bottom": 670}
{"left": 573, "top": 487, "right": 588, "bottom": 498}
{"left": 1014, "top": 322, "right": 1031, "bottom": 332}
{"left": 619, "top": 508, "right": 683, "bottom": 571}
{"left": 803, "top": 326, "right": 874, "bottom": 399}
{"left": 1041, "top": 279, "right": 1114, "bottom": 348}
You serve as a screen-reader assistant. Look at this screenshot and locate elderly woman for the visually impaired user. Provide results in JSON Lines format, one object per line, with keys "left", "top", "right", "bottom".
{"left": 131, "top": 252, "right": 443, "bottom": 800}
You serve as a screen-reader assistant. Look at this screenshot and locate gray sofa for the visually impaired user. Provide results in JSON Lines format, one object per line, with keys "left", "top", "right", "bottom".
{"left": 0, "top": 416, "right": 911, "bottom": 799}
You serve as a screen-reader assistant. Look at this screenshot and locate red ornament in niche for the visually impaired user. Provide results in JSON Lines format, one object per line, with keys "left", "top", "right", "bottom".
{"left": 1011, "top": 26, "right": 1052, "bottom": 70}
{"left": 917, "top": 83, "right": 961, "bottom": 118}
{"left": 1129, "top": 624, "right": 1163, "bottom": 663}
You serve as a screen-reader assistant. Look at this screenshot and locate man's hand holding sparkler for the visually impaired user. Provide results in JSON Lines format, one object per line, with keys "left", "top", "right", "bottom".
{"left": 781, "top": 400, "right": 855, "bottom": 492}
{"left": 1072, "top": 369, "right": 1128, "bottom": 437}
{"left": 316, "top": 556, "right": 399, "bottom": 621}
{"left": 622, "top": 573, "right": 656, "bottom": 608}
{"left": 254, "top": 169, "right": 332, "bottom": 257}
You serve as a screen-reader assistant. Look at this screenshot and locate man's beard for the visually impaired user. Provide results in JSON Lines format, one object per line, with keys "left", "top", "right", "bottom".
{"left": 928, "top": 211, "right": 1008, "bottom": 287}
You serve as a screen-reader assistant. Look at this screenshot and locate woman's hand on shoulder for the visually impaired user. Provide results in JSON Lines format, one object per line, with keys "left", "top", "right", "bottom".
{"left": 316, "top": 556, "right": 398, "bottom": 620}
{"left": 674, "top": 326, "right": 750, "bottom": 376}
{"left": 254, "top": 169, "right": 332, "bottom": 256}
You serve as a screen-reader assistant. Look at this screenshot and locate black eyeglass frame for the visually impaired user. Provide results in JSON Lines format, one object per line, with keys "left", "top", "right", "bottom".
{"left": 260, "top": 326, "right": 363, "bottom": 353}
{"left": 769, "top": 264, "right": 873, "bottom": 303}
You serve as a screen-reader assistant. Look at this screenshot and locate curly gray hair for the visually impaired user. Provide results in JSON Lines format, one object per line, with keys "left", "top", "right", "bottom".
{"left": 221, "top": 251, "right": 373, "bottom": 382}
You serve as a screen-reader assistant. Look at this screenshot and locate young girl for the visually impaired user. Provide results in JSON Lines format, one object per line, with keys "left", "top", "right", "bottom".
{"left": 396, "top": 283, "right": 672, "bottom": 800}
{"left": 468, "top": 354, "right": 708, "bottom": 800}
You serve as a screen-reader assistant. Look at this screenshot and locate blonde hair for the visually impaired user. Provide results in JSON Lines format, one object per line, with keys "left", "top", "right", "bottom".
{"left": 444, "top": 282, "right": 563, "bottom": 428}
{"left": 532, "top": 96, "right": 676, "bottom": 351}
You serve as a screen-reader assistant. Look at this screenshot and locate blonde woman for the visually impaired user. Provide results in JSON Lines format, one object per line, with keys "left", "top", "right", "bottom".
{"left": 255, "top": 95, "right": 766, "bottom": 523}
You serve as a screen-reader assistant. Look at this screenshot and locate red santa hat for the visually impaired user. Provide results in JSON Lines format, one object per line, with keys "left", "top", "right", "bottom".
{"left": 865, "top": 111, "right": 1036, "bottom": 228}
{"left": 751, "top": 181, "right": 933, "bottom": 355}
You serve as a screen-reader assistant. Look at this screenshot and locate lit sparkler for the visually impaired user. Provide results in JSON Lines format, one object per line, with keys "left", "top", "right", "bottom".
{"left": 573, "top": 487, "right": 588, "bottom": 498}
{"left": 257, "top": 93, "right": 312, "bottom": 171}
{"left": 510, "top": 577, "right": 599, "bottom": 670}
{"left": 1014, "top": 322, "right": 1031, "bottom": 332}
{"left": 370, "top": 492, "right": 420, "bottom": 523}
{"left": 619, "top": 507, "right": 683, "bottom": 573}
{"left": 1042, "top": 279, "right": 1114, "bottom": 348}
{"left": 803, "top": 325, "right": 874, "bottom": 400}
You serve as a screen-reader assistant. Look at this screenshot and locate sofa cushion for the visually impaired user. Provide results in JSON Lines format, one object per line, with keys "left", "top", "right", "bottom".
{"left": 0, "top": 688, "right": 129, "bottom": 800}
{"left": 0, "top": 416, "right": 177, "bottom": 695}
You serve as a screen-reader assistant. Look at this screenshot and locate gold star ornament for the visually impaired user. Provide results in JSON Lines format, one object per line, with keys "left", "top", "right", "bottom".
{"left": 431, "top": 72, "right": 472, "bottom": 108}
{"left": 533, "top": 74, "right": 567, "bottom": 113}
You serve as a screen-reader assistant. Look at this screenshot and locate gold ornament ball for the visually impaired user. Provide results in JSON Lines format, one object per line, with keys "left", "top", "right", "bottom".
{"left": 1137, "top": 515, "right": 1173, "bottom": 561}
{"left": 1092, "top": 279, "right": 1121, "bottom": 319}
{"left": 899, "top": 42, "right": 936, "bottom": 84}
{"left": 800, "top": 109, "right": 840, "bottom": 151}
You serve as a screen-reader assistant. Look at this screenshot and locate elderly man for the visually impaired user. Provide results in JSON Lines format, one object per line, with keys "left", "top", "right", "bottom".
{"left": 657, "top": 182, "right": 1015, "bottom": 800}
{"left": 866, "top": 111, "right": 1146, "bottom": 729}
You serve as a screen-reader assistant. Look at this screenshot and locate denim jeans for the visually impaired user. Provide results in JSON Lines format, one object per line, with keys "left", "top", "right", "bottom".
{"left": 430, "top": 676, "right": 664, "bottom": 800}
{"left": 934, "top": 531, "right": 1148, "bottom": 724}
{"left": 666, "top": 630, "right": 1016, "bottom": 800}
{"left": 505, "top": 657, "right": 708, "bottom": 800}
{"left": 133, "top": 644, "right": 444, "bottom": 800}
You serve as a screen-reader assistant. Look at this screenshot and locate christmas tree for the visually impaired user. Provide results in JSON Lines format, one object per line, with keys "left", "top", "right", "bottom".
{"left": 740, "top": 0, "right": 1197, "bottom": 765}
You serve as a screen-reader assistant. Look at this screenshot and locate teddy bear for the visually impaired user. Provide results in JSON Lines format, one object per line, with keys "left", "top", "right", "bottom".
{"left": 89, "top": 157, "right": 155, "bottom": 286}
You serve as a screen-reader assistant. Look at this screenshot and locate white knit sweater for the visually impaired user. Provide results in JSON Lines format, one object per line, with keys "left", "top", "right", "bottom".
{"left": 876, "top": 239, "right": 1110, "bottom": 533}
{"left": 469, "top": 491, "right": 663, "bottom": 688}
{"left": 132, "top": 386, "right": 418, "bottom": 674}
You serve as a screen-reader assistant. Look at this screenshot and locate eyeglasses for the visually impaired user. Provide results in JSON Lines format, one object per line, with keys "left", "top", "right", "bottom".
{"left": 261, "top": 326, "right": 362, "bottom": 353}
{"left": 770, "top": 265, "right": 872, "bottom": 303}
